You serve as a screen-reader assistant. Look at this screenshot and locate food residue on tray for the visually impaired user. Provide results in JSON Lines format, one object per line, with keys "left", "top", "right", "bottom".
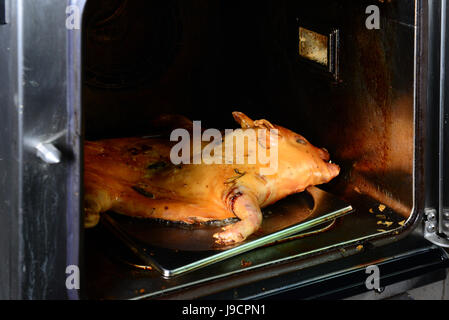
{"left": 377, "top": 221, "right": 393, "bottom": 227}
{"left": 369, "top": 203, "right": 406, "bottom": 230}
{"left": 241, "top": 259, "right": 252, "bottom": 268}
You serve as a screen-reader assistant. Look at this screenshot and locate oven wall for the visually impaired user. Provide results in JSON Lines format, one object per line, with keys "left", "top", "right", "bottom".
{"left": 80, "top": 0, "right": 427, "bottom": 300}
{"left": 273, "top": 0, "right": 416, "bottom": 217}
{"left": 83, "top": 0, "right": 416, "bottom": 218}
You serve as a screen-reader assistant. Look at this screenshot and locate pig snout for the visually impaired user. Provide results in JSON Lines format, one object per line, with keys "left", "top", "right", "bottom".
{"left": 326, "top": 162, "right": 340, "bottom": 179}
{"left": 316, "top": 147, "right": 340, "bottom": 182}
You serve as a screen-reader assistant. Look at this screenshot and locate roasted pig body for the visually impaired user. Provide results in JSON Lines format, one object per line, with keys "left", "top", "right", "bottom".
{"left": 84, "top": 112, "right": 340, "bottom": 244}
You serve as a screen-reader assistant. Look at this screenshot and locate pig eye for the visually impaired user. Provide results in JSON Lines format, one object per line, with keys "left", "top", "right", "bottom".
{"left": 296, "top": 138, "right": 306, "bottom": 145}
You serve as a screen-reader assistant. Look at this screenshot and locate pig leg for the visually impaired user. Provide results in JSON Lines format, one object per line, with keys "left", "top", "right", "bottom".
{"left": 213, "top": 191, "right": 262, "bottom": 245}
{"left": 84, "top": 171, "right": 120, "bottom": 228}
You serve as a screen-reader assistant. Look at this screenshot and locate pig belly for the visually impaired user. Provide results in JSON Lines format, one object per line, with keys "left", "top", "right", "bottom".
{"left": 84, "top": 139, "right": 236, "bottom": 226}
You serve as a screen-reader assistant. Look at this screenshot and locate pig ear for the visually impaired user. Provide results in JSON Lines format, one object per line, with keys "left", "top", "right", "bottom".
{"left": 232, "top": 112, "right": 255, "bottom": 129}
{"left": 254, "top": 119, "right": 275, "bottom": 130}
{"left": 254, "top": 119, "right": 282, "bottom": 139}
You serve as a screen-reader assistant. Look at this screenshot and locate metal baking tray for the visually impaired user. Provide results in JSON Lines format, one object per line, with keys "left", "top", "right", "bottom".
{"left": 101, "top": 186, "right": 353, "bottom": 278}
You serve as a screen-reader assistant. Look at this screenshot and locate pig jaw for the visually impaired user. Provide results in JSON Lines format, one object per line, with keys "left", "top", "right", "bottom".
{"left": 269, "top": 157, "right": 341, "bottom": 201}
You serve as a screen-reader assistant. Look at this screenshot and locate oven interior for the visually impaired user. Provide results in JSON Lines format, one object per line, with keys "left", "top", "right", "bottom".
{"left": 82, "top": 0, "right": 416, "bottom": 299}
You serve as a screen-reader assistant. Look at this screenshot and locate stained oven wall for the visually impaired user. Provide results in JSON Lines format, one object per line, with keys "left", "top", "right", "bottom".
{"left": 83, "top": 0, "right": 415, "bottom": 217}
{"left": 80, "top": 0, "right": 422, "bottom": 300}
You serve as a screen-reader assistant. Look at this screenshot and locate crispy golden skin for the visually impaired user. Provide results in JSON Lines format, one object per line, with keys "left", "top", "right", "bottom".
{"left": 84, "top": 112, "right": 340, "bottom": 244}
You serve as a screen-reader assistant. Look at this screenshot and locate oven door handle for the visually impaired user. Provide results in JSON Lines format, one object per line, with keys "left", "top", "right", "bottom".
{"left": 32, "top": 129, "right": 67, "bottom": 164}
{"left": 35, "top": 142, "right": 62, "bottom": 164}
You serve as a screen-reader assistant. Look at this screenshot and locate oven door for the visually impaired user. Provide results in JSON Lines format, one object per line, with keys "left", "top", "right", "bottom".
{"left": 0, "top": 0, "right": 81, "bottom": 299}
{"left": 423, "top": 0, "right": 449, "bottom": 248}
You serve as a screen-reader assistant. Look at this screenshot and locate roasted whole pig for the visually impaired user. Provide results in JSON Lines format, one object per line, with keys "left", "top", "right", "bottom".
{"left": 84, "top": 112, "right": 340, "bottom": 244}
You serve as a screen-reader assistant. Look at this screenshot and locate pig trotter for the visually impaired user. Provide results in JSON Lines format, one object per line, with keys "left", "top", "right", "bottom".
{"left": 213, "top": 191, "right": 262, "bottom": 244}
